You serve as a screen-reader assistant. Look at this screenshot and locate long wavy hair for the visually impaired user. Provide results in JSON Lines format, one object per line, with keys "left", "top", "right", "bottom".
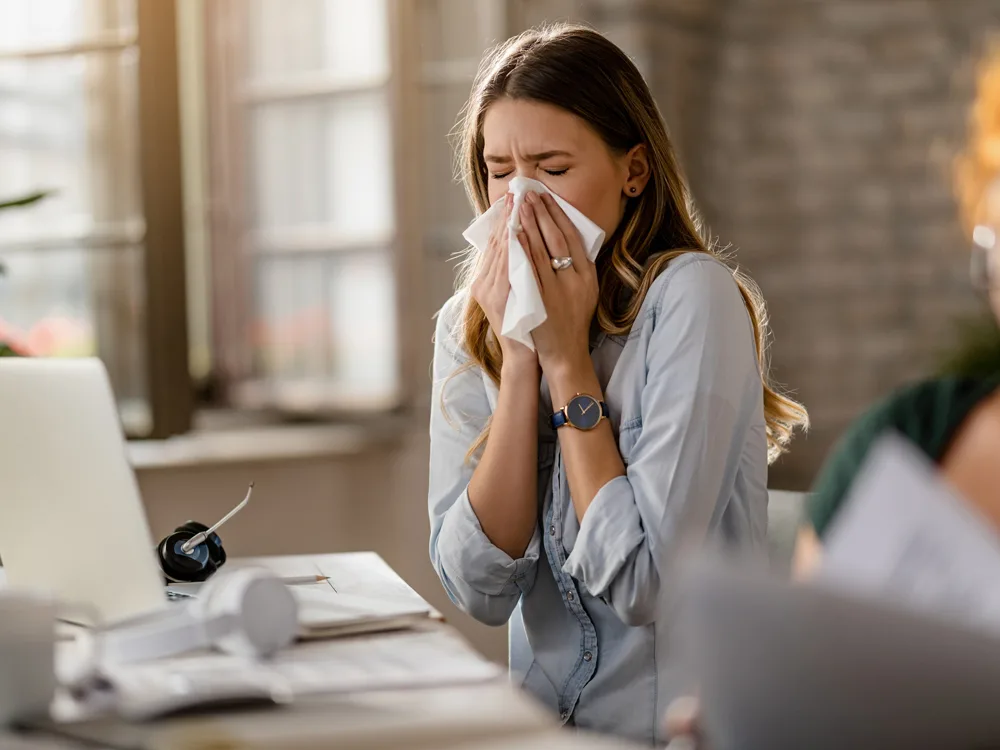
{"left": 449, "top": 23, "right": 808, "bottom": 462}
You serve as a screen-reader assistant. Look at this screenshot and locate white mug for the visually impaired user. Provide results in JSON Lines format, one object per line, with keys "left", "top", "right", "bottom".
{"left": 0, "top": 590, "right": 58, "bottom": 726}
{"left": 0, "top": 590, "right": 99, "bottom": 727}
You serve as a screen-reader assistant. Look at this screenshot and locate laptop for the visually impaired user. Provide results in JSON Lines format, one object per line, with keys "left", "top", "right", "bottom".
{"left": 676, "top": 558, "right": 1000, "bottom": 750}
{"left": 0, "top": 357, "right": 167, "bottom": 625}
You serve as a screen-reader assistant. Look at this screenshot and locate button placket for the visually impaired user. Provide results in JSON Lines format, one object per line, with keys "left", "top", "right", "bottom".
{"left": 547, "top": 444, "right": 600, "bottom": 715}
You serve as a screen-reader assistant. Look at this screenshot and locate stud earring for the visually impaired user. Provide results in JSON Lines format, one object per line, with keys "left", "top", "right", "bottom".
{"left": 629, "top": 186, "right": 637, "bottom": 194}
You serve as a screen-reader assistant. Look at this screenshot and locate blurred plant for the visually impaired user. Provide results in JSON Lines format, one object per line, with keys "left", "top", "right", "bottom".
{"left": 0, "top": 190, "right": 52, "bottom": 356}
{"left": 937, "top": 311, "right": 1000, "bottom": 379}
{"left": 0, "top": 190, "right": 49, "bottom": 210}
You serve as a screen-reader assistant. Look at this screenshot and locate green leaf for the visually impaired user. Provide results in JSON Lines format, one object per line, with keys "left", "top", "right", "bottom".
{"left": 0, "top": 190, "right": 53, "bottom": 211}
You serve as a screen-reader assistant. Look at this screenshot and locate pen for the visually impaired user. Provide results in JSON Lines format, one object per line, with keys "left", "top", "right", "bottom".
{"left": 281, "top": 575, "right": 330, "bottom": 585}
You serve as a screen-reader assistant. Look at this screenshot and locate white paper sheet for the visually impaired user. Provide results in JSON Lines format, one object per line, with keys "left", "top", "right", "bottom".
{"left": 56, "top": 628, "right": 502, "bottom": 723}
{"left": 817, "top": 431, "right": 1000, "bottom": 632}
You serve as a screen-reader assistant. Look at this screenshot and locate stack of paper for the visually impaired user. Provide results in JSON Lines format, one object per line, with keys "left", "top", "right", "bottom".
{"left": 165, "top": 559, "right": 434, "bottom": 640}
{"left": 291, "top": 586, "right": 431, "bottom": 639}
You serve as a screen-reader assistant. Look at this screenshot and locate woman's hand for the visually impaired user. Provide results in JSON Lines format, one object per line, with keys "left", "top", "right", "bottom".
{"left": 470, "top": 194, "right": 538, "bottom": 371}
{"left": 515, "top": 191, "right": 599, "bottom": 376}
{"left": 663, "top": 696, "right": 707, "bottom": 749}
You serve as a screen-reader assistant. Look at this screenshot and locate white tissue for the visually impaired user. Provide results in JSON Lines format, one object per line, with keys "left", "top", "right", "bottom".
{"left": 462, "top": 176, "right": 606, "bottom": 351}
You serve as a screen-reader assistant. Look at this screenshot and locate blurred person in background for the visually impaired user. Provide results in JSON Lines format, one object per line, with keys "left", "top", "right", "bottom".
{"left": 426, "top": 23, "right": 808, "bottom": 745}
{"left": 802, "top": 39, "right": 1000, "bottom": 578}
{"left": 664, "top": 41, "right": 1000, "bottom": 748}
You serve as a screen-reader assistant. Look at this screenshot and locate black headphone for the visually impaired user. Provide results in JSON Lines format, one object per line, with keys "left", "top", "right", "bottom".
{"left": 157, "top": 520, "right": 228, "bottom": 583}
{"left": 154, "top": 483, "right": 252, "bottom": 584}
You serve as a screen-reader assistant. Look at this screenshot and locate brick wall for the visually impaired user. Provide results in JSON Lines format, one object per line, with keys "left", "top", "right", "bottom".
{"left": 588, "top": 0, "right": 1000, "bottom": 488}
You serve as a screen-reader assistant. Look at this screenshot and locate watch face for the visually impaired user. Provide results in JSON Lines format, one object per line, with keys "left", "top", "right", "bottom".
{"left": 567, "top": 394, "right": 602, "bottom": 430}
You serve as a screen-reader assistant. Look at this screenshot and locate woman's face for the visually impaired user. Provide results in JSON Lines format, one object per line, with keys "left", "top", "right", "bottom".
{"left": 482, "top": 98, "right": 646, "bottom": 240}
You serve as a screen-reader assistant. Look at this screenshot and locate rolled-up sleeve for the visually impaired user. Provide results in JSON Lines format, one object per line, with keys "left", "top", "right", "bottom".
{"left": 428, "top": 296, "right": 540, "bottom": 627}
{"left": 562, "top": 258, "right": 760, "bottom": 627}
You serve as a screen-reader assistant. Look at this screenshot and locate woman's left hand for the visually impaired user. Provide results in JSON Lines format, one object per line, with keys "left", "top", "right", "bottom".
{"left": 516, "top": 191, "right": 599, "bottom": 374}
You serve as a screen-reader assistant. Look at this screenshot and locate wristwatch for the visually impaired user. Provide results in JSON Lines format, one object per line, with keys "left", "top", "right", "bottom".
{"left": 551, "top": 393, "right": 609, "bottom": 431}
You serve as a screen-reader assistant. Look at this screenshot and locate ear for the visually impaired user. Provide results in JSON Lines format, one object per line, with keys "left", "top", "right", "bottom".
{"left": 623, "top": 144, "right": 651, "bottom": 198}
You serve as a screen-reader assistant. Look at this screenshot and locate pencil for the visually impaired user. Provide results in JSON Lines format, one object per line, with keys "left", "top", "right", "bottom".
{"left": 281, "top": 575, "right": 330, "bottom": 585}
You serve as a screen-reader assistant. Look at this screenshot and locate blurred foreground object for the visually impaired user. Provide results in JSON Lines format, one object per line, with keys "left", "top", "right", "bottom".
{"left": 677, "top": 432, "right": 1000, "bottom": 750}
{"left": 678, "top": 553, "right": 1000, "bottom": 750}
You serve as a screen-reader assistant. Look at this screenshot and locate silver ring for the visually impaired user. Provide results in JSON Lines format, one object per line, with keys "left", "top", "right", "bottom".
{"left": 550, "top": 256, "right": 573, "bottom": 271}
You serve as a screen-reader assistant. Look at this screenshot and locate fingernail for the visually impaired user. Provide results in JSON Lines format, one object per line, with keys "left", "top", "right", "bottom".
{"left": 526, "top": 192, "right": 539, "bottom": 204}
{"left": 520, "top": 203, "right": 532, "bottom": 218}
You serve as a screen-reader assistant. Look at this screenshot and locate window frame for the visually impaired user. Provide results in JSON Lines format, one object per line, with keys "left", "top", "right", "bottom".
{"left": 136, "top": 0, "right": 192, "bottom": 438}
{"left": 201, "top": 0, "right": 424, "bottom": 417}
{"left": 0, "top": 0, "right": 191, "bottom": 440}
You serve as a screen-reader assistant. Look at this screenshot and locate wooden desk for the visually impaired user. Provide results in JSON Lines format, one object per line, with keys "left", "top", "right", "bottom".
{"left": 3, "top": 553, "right": 646, "bottom": 749}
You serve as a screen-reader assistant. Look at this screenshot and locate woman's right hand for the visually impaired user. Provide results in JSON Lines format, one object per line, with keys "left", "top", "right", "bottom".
{"left": 470, "top": 193, "right": 538, "bottom": 371}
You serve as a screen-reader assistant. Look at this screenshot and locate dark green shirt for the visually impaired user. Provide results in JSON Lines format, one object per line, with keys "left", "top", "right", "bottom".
{"left": 807, "top": 376, "right": 1000, "bottom": 537}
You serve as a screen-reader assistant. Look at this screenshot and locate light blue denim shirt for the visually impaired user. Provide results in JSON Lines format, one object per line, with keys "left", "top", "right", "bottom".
{"left": 428, "top": 252, "right": 768, "bottom": 745}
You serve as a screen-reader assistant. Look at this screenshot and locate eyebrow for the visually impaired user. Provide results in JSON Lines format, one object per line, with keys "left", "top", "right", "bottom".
{"left": 484, "top": 150, "right": 573, "bottom": 163}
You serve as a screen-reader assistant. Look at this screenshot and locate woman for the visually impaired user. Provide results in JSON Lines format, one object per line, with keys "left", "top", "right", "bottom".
{"left": 664, "top": 43, "right": 1000, "bottom": 748}
{"left": 427, "top": 23, "right": 808, "bottom": 744}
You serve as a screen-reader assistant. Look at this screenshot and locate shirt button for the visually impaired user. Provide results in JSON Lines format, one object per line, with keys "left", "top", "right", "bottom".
{"left": 549, "top": 525, "right": 556, "bottom": 536}
{"left": 560, "top": 710, "right": 570, "bottom": 721}
{"left": 566, "top": 591, "right": 575, "bottom": 602}
{"left": 583, "top": 651, "right": 593, "bottom": 662}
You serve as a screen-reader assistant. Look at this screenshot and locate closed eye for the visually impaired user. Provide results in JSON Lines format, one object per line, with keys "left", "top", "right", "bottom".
{"left": 489, "top": 168, "right": 568, "bottom": 180}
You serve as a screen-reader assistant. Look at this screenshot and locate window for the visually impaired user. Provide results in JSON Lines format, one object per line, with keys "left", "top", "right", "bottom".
{"left": 0, "top": 0, "right": 189, "bottom": 438}
{"left": 0, "top": 0, "right": 591, "bottom": 442}
{"left": 204, "top": 0, "right": 405, "bottom": 414}
{"left": 204, "top": 0, "right": 579, "bottom": 418}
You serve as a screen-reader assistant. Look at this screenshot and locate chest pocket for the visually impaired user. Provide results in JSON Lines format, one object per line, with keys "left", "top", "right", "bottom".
{"left": 618, "top": 418, "right": 642, "bottom": 466}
